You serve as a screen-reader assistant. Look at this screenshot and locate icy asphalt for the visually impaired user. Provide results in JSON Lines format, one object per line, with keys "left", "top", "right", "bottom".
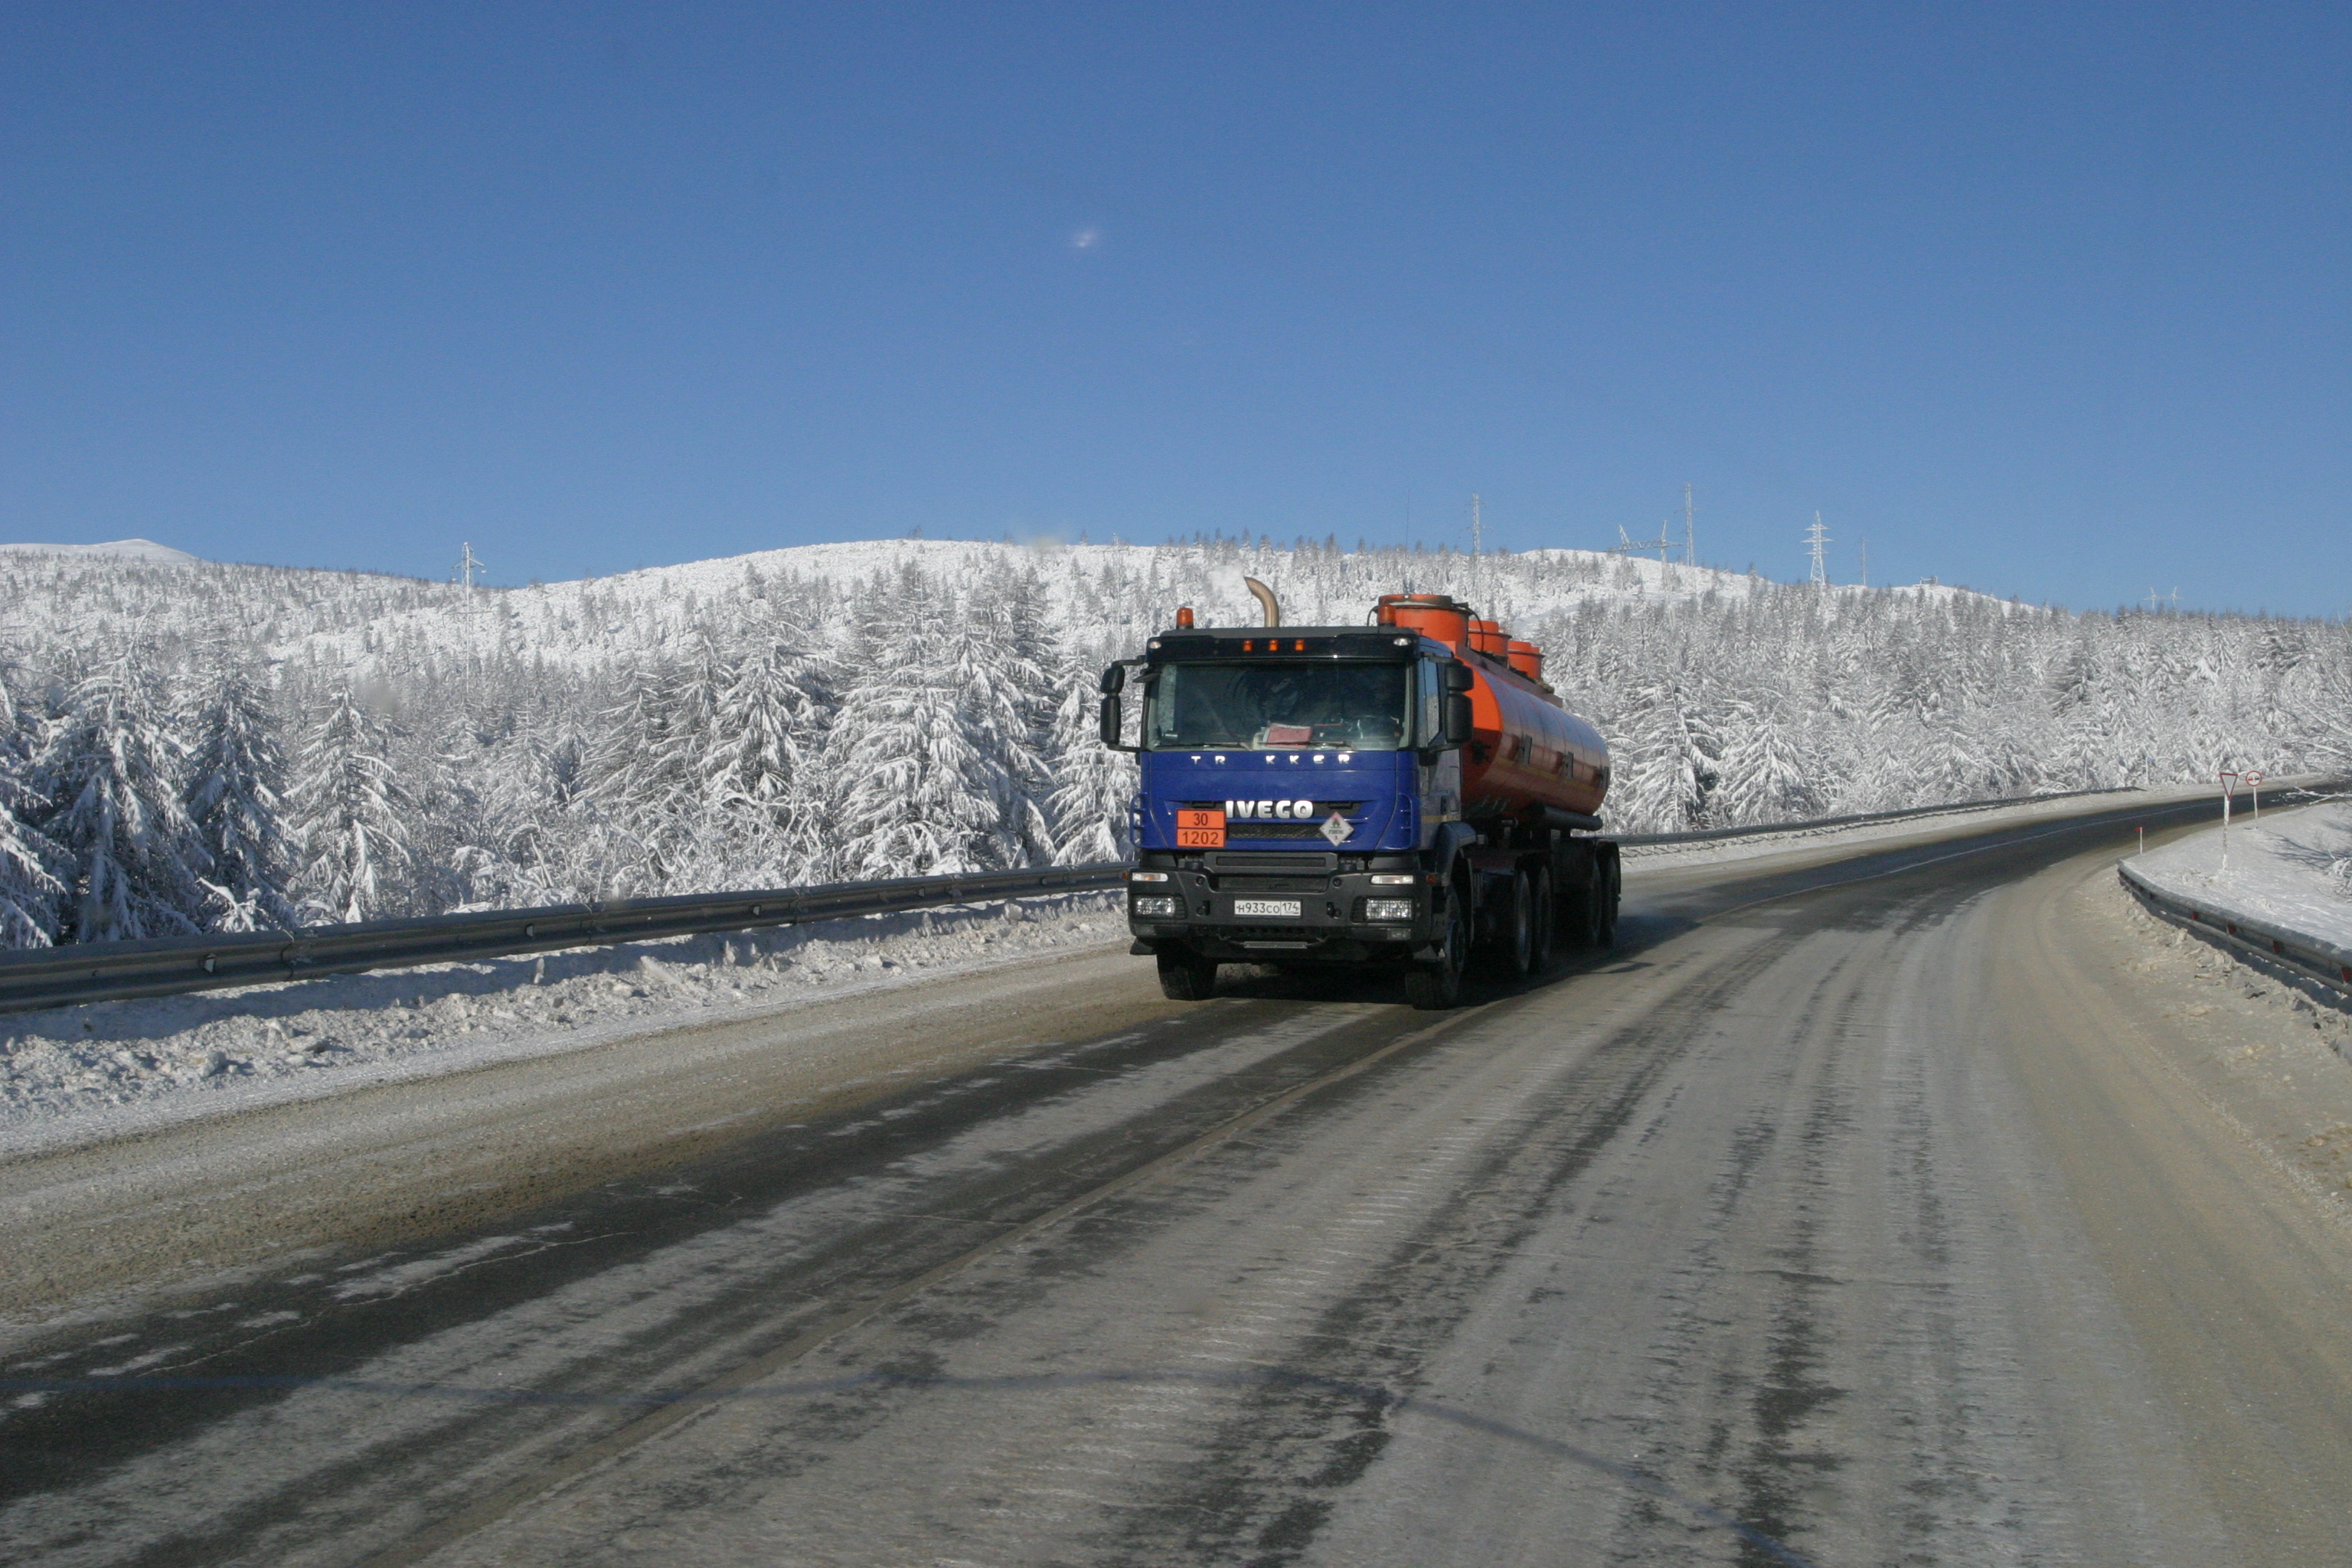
{"left": 5, "top": 793, "right": 2352, "bottom": 1565}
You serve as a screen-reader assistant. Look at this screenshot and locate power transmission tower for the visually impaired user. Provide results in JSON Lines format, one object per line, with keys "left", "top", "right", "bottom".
{"left": 1682, "top": 482, "right": 1695, "bottom": 566}
{"left": 1468, "top": 493, "right": 1481, "bottom": 557}
{"left": 1857, "top": 534, "right": 1868, "bottom": 589}
{"left": 1805, "top": 512, "right": 1830, "bottom": 586}
{"left": 1609, "top": 521, "right": 1679, "bottom": 564}
{"left": 454, "top": 542, "right": 486, "bottom": 613}
{"left": 2144, "top": 586, "right": 2180, "bottom": 612}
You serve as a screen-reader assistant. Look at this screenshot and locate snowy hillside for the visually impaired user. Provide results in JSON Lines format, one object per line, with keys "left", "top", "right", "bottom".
{"left": 0, "top": 532, "right": 2344, "bottom": 946}
{"left": 0, "top": 537, "right": 202, "bottom": 565}
{"left": 269, "top": 538, "right": 2017, "bottom": 680}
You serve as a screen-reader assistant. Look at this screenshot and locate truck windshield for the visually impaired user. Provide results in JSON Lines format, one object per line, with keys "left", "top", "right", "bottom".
{"left": 1145, "top": 661, "right": 1412, "bottom": 751}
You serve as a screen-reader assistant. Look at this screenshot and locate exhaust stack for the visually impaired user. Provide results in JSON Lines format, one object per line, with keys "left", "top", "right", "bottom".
{"left": 1243, "top": 577, "right": 1280, "bottom": 627}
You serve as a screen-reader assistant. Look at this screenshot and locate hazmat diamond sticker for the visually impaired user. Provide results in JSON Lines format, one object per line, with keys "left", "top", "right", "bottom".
{"left": 1320, "top": 812, "right": 1352, "bottom": 846}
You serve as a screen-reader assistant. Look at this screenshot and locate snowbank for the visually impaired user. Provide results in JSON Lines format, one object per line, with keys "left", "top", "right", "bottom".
{"left": 2125, "top": 797, "right": 2352, "bottom": 956}
{"left": 0, "top": 893, "right": 1124, "bottom": 1155}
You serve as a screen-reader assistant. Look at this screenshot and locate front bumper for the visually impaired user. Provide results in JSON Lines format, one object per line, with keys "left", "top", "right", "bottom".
{"left": 1125, "top": 864, "right": 1433, "bottom": 962}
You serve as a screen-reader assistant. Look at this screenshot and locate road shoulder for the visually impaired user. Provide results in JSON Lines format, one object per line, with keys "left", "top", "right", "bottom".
{"left": 1990, "top": 847, "right": 2352, "bottom": 1558}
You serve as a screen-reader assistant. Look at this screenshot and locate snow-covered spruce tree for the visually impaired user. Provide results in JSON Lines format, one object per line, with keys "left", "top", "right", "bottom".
{"left": 182, "top": 664, "right": 299, "bottom": 931}
{"left": 969, "top": 565, "right": 1060, "bottom": 866}
{"left": 0, "top": 663, "right": 64, "bottom": 946}
{"left": 33, "top": 647, "right": 212, "bottom": 942}
{"left": 1712, "top": 692, "right": 1815, "bottom": 825}
{"left": 454, "top": 734, "right": 656, "bottom": 907}
{"left": 586, "top": 657, "right": 679, "bottom": 821}
{"left": 826, "top": 563, "right": 1040, "bottom": 878}
{"left": 704, "top": 610, "right": 830, "bottom": 841}
{"left": 1045, "top": 657, "right": 1135, "bottom": 862}
{"left": 1612, "top": 673, "right": 1720, "bottom": 832}
{"left": 289, "top": 682, "right": 413, "bottom": 923}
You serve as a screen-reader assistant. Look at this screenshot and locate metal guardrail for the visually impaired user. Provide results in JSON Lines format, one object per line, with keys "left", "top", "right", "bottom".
{"left": 1615, "top": 784, "right": 2142, "bottom": 848}
{"left": 7, "top": 779, "right": 2334, "bottom": 1018}
{"left": 2117, "top": 858, "right": 2352, "bottom": 1002}
{"left": 0, "top": 863, "right": 1128, "bottom": 1016}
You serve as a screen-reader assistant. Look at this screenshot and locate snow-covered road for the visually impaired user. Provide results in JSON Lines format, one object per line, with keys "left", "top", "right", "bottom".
{"left": 7, "top": 791, "right": 2352, "bottom": 1566}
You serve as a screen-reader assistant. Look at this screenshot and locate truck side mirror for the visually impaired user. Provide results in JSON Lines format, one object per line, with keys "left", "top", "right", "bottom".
{"left": 1099, "top": 694, "right": 1137, "bottom": 752}
{"left": 1443, "top": 693, "right": 1475, "bottom": 746}
{"left": 1443, "top": 661, "right": 1475, "bottom": 694}
{"left": 1099, "top": 664, "right": 1125, "bottom": 695}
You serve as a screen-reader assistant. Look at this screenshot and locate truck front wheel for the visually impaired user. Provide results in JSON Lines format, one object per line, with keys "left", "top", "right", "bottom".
{"left": 1156, "top": 949, "right": 1221, "bottom": 1001}
{"left": 1404, "top": 890, "right": 1468, "bottom": 1010}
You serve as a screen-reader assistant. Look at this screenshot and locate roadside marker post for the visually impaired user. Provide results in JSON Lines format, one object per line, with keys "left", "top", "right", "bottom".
{"left": 2219, "top": 771, "right": 2240, "bottom": 873}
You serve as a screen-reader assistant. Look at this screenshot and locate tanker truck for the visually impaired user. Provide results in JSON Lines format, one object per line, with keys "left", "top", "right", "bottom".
{"left": 1099, "top": 583, "right": 1621, "bottom": 1008}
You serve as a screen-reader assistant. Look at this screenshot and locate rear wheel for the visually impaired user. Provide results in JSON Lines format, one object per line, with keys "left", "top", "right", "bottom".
{"left": 1557, "top": 861, "right": 1595, "bottom": 947}
{"left": 1592, "top": 855, "right": 1620, "bottom": 948}
{"left": 1525, "top": 864, "right": 1555, "bottom": 972}
{"left": 1156, "top": 949, "right": 1221, "bottom": 1001}
{"left": 1488, "top": 868, "right": 1535, "bottom": 978}
{"left": 1404, "top": 886, "right": 1468, "bottom": 1009}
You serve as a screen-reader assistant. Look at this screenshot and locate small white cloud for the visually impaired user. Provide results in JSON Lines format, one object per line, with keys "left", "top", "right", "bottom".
{"left": 1070, "top": 227, "right": 1102, "bottom": 251}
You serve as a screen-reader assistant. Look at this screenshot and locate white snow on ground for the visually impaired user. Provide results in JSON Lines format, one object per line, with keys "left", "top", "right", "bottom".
{"left": 0, "top": 893, "right": 1123, "bottom": 1156}
{"left": 2128, "top": 795, "right": 2352, "bottom": 949}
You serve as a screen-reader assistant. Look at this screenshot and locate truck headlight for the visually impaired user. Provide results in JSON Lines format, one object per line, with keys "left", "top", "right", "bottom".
{"left": 1364, "top": 899, "right": 1416, "bottom": 922}
{"left": 1368, "top": 874, "right": 1416, "bottom": 885}
{"left": 1133, "top": 896, "right": 1182, "bottom": 917}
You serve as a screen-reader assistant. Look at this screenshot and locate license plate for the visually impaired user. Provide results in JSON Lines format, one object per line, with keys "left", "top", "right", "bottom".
{"left": 1175, "top": 808, "right": 1225, "bottom": 848}
{"left": 1232, "top": 899, "right": 1301, "bottom": 918}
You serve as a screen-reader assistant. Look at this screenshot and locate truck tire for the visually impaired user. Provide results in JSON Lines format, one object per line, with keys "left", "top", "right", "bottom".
{"left": 1526, "top": 864, "right": 1556, "bottom": 972}
{"left": 1156, "top": 949, "right": 1220, "bottom": 1001}
{"left": 1405, "top": 883, "right": 1469, "bottom": 1009}
{"left": 1488, "top": 867, "right": 1534, "bottom": 978}
{"left": 1593, "top": 855, "right": 1620, "bottom": 948}
{"left": 1556, "top": 864, "right": 1594, "bottom": 947}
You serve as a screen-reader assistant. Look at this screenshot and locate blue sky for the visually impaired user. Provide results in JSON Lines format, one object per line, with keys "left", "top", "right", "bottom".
{"left": 3, "top": 3, "right": 2347, "bottom": 615}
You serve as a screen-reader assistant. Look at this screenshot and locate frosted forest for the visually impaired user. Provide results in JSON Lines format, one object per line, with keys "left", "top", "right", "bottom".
{"left": 0, "top": 535, "right": 2345, "bottom": 947}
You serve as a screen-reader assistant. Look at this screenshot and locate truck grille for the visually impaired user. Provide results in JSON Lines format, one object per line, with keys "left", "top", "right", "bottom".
{"left": 1184, "top": 800, "right": 1363, "bottom": 815}
{"left": 1203, "top": 851, "right": 1338, "bottom": 872}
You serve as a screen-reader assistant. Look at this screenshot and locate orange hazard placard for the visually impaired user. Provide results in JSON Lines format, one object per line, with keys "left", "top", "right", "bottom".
{"left": 1175, "top": 808, "right": 1226, "bottom": 848}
